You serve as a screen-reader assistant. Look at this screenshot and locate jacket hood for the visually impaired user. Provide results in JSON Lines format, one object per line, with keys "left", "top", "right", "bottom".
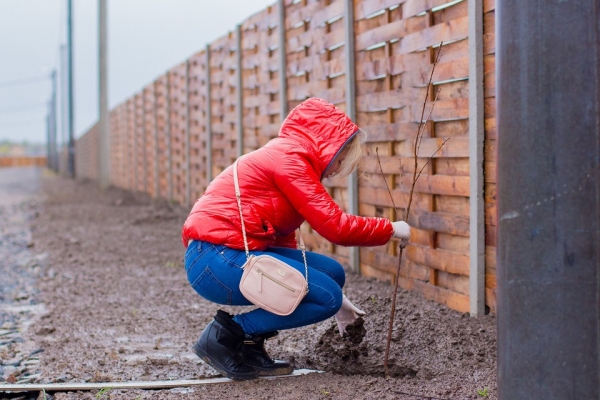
{"left": 278, "top": 98, "right": 359, "bottom": 178}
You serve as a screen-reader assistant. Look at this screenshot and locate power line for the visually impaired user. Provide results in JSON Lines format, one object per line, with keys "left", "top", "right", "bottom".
{"left": 0, "top": 75, "right": 50, "bottom": 89}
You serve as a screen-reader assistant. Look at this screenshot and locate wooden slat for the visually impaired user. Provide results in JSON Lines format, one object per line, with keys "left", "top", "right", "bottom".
{"left": 355, "top": 0, "right": 406, "bottom": 21}
{"left": 409, "top": 209, "right": 470, "bottom": 236}
{"left": 285, "top": 1, "right": 323, "bottom": 29}
{"left": 360, "top": 261, "right": 395, "bottom": 284}
{"left": 485, "top": 245, "right": 496, "bottom": 270}
{"left": 403, "top": 0, "right": 464, "bottom": 20}
{"left": 405, "top": 245, "right": 469, "bottom": 275}
{"left": 310, "top": 0, "right": 345, "bottom": 29}
{"left": 484, "top": 0, "right": 495, "bottom": 12}
{"left": 483, "top": 10, "right": 496, "bottom": 55}
{"left": 394, "top": 137, "right": 469, "bottom": 158}
{"left": 398, "top": 276, "right": 470, "bottom": 313}
{"left": 485, "top": 287, "right": 497, "bottom": 313}
{"left": 288, "top": 56, "right": 346, "bottom": 80}
{"left": 358, "top": 186, "right": 433, "bottom": 210}
{"left": 437, "top": 270, "right": 469, "bottom": 295}
{"left": 293, "top": 28, "right": 346, "bottom": 54}
{"left": 355, "top": 17, "right": 426, "bottom": 52}
{"left": 398, "top": 16, "right": 468, "bottom": 55}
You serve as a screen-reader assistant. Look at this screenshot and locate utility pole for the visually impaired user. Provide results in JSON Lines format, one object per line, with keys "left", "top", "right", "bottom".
{"left": 50, "top": 70, "right": 58, "bottom": 172}
{"left": 46, "top": 113, "right": 51, "bottom": 169}
{"left": 497, "top": 0, "right": 600, "bottom": 398}
{"left": 98, "top": 0, "right": 109, "bottom": 188}
{"left": 67, "top": 0, "right": 75, "bottom": 178}
{"left": 59, "top": 44, "right": 67, "bottom": 173}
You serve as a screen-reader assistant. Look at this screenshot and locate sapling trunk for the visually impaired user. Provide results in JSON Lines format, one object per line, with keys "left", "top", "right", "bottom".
{"left": 379, "top": 43, "right": 447, "bottom": 377}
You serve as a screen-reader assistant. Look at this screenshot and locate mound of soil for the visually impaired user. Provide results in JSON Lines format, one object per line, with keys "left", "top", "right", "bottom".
{"left": 3, "top": 171, "right": 497, "bottom": 399}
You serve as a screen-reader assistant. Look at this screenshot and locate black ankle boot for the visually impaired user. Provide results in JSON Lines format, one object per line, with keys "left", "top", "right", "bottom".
{"left": 192, "top": 310, "right": 258, "bottom": 380}
{"left": 242, "top": 331, "right": 293, "bottom": 376}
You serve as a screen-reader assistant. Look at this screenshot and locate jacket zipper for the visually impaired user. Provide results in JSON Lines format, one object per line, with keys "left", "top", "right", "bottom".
{"left": 257, "top": 269, "right": 297, "bottom": 293}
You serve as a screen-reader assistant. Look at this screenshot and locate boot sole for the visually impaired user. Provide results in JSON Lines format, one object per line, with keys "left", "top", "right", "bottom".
{"left": 192, "top": 342, "right": 258, "bottom": 381}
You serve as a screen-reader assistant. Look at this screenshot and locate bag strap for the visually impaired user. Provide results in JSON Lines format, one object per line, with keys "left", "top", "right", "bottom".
{"left": 233, "top": 158, "right": 308, "bottom": 281}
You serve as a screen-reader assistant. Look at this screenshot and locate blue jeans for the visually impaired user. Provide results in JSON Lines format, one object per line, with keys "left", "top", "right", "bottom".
{"left": 184, "top": 240, "right": 345, "bottom": 335}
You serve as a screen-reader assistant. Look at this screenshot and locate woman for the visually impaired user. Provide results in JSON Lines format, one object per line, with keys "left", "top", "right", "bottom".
{"left": 182, "top": 97, "right": 411, "bottom": 380}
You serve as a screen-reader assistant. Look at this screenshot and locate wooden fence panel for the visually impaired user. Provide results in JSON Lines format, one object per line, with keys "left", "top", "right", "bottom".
{"left": 241, "top": 4, "right": 281, "bottom": 152}
{"left": 285, "top": 0, "right": 347, "bottom": 109}
{"left": 483, "top": 0, "right": 496, "bottom": 314}
{"left": 283, "top": 0, "right": 353, "bottom": 267}
{"left": 168, "top": 63, "right": 188, "bottom": 205}
{"left": 154, "top": 75, "right": 169, "bottom": 199}
{"left": 188, "top": 51, "right": 209, "bottom": 203}
{"left": 119, "top": 101, "right": 129, "bottom": 190}
{"left": 0, "top": 156, "right": 46, "bottom": 168}
{"left": 354, "top": 0, "right": 471, "bottom": 313}
{"left": 120, "top": 102, "right": 130, "bottom": 190}
{"left": 74, "top": 0, "right": 498, "bottom": 314}
{"left": 75, "top": 123, "right": 99, "bottom": 180}
{"left": 143, "top": 84, "right": 157, "bottom": 198}
{"left": 125, "top": 99, "right": 135, "bottom": 191}
{"left": 108, "top": 106, "right": 120, "bottom": 187}
{"left": 209, "top": 33, "right": 239, "bottom": 178}
{"left": 133, "top": 93, "right": 145, "bottom": 193}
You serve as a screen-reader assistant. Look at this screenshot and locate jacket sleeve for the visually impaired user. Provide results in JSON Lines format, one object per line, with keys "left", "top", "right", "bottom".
{"left": 273, "top": 155, "right": 393, "bottom": 247}
{"left": 274, "top": 231, "right": 298, "bottom": 248}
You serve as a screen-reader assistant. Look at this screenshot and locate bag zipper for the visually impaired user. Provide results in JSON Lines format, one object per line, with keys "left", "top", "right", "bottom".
{"left": 257, "top": 269, "right": 297, "bottom": 293}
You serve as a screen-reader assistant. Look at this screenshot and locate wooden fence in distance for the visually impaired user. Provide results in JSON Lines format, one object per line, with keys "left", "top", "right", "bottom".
{"left": 74, "top": 0, "right": 497, "bottom": 315}
{"left": 0, "top": 156, "right": 47, "bottom": 168}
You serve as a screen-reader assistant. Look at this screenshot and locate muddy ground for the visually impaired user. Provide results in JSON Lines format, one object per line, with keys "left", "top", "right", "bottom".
{"left": 0, "top": 168, "right": 497, "bottom": 399}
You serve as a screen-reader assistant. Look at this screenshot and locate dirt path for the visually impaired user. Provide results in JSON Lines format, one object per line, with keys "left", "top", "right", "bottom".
{"left": 3, "top": 171, "right": 497, "bottom": 399}
{"left": 0, "top": 167, "right": 46, "bottom": 390}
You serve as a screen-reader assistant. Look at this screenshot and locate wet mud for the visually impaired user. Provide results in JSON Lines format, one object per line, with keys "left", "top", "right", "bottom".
{"left": 1, "top": 171, "right": 498, "bottom": 399}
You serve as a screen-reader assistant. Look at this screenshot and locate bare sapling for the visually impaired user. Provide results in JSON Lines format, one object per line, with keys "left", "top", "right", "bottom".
{"left": 376, "top": 43, "right": 449, "bottom": 377}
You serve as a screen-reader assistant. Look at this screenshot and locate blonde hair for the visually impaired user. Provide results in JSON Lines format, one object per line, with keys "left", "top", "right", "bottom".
{"left": 335, "top": 129, "right": 367, "bottom": 178}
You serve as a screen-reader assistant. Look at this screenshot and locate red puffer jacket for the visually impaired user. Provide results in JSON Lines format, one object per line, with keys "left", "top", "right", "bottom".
{"left": 182, "top": 98, "right": 393, "bottom": 250}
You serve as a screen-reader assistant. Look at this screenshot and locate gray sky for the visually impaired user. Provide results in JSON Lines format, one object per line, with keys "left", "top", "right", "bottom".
{"left": 0, "top": 0, "right": 276, "bottom": 144}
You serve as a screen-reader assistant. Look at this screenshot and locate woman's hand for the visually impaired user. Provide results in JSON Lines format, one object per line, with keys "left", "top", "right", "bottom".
{"left": 391, "top": 220, "right": 411, "bottom": 248}
{"left": 334, "top": 296, "right": 365, "bottom": 337}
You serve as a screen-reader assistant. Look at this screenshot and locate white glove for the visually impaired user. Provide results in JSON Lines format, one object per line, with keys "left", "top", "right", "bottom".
{"left": 392, "top": 221, "right": 411, "bottom": 248}
{"left": 334, "top": 296, "right": 365, "bottom": 337}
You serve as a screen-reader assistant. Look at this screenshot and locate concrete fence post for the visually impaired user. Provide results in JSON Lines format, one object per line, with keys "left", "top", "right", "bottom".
{"left": 468, "top": 0, "right": 485, "bottom": 316}
{"left": 98, "top": 0, "right": 110, "bottom": 189}
{"left": 344, "top": 0, "right": 359, "bottom": 274}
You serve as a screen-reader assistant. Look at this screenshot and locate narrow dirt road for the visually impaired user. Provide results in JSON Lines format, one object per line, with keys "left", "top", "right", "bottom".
{"left": 0, "top": 167, "right": 46, "bottom": 389}
{"left": 1, "top": 169, "right": 497, "bottom": 399}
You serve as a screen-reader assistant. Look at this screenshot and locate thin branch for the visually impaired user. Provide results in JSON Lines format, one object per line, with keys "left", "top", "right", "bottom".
{"left": 417, "top": 88, "right": 442, "bottom": 142}
{"left": 415, "top": 138, "right": 450, "bottom": 182}
{"left": 375, "top": 148, "right": 399, "bottom": 220}
{"left": 414, "top": 45, "right": 444, "bottom": 167}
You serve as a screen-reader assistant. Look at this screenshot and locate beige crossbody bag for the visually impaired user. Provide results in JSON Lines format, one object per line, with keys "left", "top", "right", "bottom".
{"left": 233, "top": 158, "right": 309, "bottom": 316}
